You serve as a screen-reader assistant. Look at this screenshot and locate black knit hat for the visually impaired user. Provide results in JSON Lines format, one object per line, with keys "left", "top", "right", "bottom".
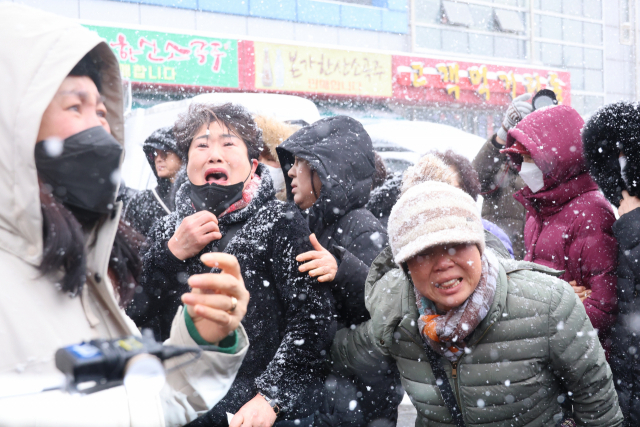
{"left": 582, "top": 101, "right": 640, "bottom": 206}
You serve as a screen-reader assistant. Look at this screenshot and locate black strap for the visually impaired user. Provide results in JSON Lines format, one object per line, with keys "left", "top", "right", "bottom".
{"left": 215, "top": 220, "right": 246, "bottom": 253}
{"left": 421, "top": 342, "right": 466, "bottom": 427}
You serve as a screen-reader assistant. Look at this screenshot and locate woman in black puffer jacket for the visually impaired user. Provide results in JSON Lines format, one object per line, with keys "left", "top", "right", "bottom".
{"left": 134, "top": 103, "right": 335, "bottom": 426}
{"left": 277, "top": 116, "right": 401, "bottom": 427}
{"left": 583, "top": 101, "right": 640, "bottom": 426}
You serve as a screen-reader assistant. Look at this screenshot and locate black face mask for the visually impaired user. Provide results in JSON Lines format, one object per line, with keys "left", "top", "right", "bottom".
{"left": 189, "top": 164, "right": 254, "bottom": 217}
{"left": 35, "top": 126, "right": 123, "bottom": 214}
{"left": 189, "top": 181, "right": 244, "bottom": 217}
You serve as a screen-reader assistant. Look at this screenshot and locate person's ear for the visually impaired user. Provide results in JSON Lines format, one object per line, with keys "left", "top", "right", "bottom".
{"left": 251, "top": 158, "right": 259, "bottom": 174}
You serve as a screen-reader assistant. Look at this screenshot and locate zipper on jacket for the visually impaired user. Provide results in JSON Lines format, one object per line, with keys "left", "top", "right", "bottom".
{"left": 451, "top": 359, "right": 461, "bottom": 406}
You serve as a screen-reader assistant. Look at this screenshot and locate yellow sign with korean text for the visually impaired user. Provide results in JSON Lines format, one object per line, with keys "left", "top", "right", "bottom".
{"left": 253, "top": 42, "right": 392, "bottom": 98}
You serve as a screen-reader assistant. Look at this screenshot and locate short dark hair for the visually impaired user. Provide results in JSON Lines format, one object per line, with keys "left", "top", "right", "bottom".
{"left": 68, "top": 52, "right": 102, "bottom": 93}
{"left": 173, "top": 103, "right": 263, "bottom": 162}
{"left": 433, "top": 150, "right": 481, "bottom": 201}
{"left": 372, "top": 152, "right": 388, "bottom": 189}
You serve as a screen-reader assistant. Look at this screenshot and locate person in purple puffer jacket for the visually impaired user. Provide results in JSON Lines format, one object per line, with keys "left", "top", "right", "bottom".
{"left": 501, "top": 104, "right": 618, "bottom": 349}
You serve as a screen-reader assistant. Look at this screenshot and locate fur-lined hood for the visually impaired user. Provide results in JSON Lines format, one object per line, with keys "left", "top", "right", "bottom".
{"left": 582, "top": 101, "right": 640, "bottom": 206}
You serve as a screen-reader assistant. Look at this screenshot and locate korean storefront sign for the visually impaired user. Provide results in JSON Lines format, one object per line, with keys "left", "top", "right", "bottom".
{"left": 251, "top": 41, "right": 393, "bottom": 98}
{"left": 84, "top": 25, "right": 239, "bottom": 88}
{"left": 393, "top": 55, "right": 571, "bottom": 107}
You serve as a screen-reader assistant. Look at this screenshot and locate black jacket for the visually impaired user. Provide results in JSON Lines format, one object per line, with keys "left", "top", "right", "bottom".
{"left": 134, "top": 166, "right": 335, "bottom": 423}
{"left": 365, "top": 173, "right": 402, "bottom": 229}
{"left": 277, "top": 116, "right": 400, "bottom": 426}
{"left": 123, "top": 126, "right": 179, "bottom": 237}
{"left": 582, "top": 102, "right": 640, "bottom": 426}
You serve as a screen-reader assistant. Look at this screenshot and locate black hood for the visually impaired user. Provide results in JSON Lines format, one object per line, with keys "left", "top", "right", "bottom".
{"left": 582, "top": 101, "right": 640, "bottom": 206}
{"left": 276, "top": 116, "right": 375, "bottom": 225}
{"left": 142, "top": 126, "right": 180, "bottom": 179}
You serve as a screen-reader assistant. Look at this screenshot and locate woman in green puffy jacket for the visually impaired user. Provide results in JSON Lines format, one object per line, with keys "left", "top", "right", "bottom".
{"left": 330, "top": 162, "right": 622, "bottom": 427}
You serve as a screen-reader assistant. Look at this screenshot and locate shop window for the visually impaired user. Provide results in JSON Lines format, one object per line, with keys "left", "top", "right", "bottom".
{"left": 441, "top": 1, "right": 474, "bottom": 27}
{"left": 583, "top": 0, "right": 602, "bottom": 20}
{"left": 583, "top": 48, "right": 603, "bottom": 69}
{"left": 468, "top": 4, "right": 494, "bottom": 31}
{"left": 571, "top": 95, "right": 585, "bottom": 115}
{"left": 442, "top": 28, "right": 469, "bottom": 53}
{"left": 469, "top": 33, "right": 493, "bottom": 56}
{"left": 540, "top": 42, "right": 563, "bottom": 66}
{"left": 563, "top": 45, "right": 583, "bottom": 67}
{"left": 583, "top": 22, "right": 603, "bottom": 46}
{"left": 567, "top": 67, "right": 585, "bottom": 91}
{"left": 585, "top": 69, "right": 603, "bottom": 92}
{"left": 494, "top": 9, "right": 525, "bottom": 33}
{"left": 493, "top": 0, "right": 520, "bottom": 6}
{"left": 494, "top": 36, "right": 519, "bottom": 59}
{"left": 539, "top": 0, "right": 561, "bottom": 13}
{"left": 415, "top": 26, "right": 442, "bottom": 50}
{"left": 539, "top": 14, "right": 562, "bottom": 40}
{"left": 583, "top": 95, "right": 604, "bottom": 114}
{"left": 562, "top": 0, "right": 581, "bottom": 15}
{"left": 337, "top": 0, "right": 374, "bottom": 5}
{"left": 562, "top": 19, "right": 583, "bottom": 44}
{"left": 415, "top": 0, "right": 442, "bottom": 24}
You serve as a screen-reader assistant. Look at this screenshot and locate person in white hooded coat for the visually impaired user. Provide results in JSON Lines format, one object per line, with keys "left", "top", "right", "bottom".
{"left": 0, "top": 4, "right": 250, "bottom": 426}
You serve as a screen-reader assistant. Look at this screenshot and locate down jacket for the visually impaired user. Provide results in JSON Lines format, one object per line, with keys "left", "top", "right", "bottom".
{"left": 277, "top": 116, "right": 400, "bottom": 426}
{"left": 505, "top": 105, "right": 618, "bottom": 344}
{"left": 331, "top": 247, "right": 623, "bottom": 427}
{"left": 582, "top": 101, "right": 640, "bottom": 425}
{"left": 135, "top": 166, "right": 335, "bottom": 424}
{"left": 0, "top": 4, "right": 248, "bottom": 426}
{"left": 124, "top": 126, "right": 180, "bottom": 237}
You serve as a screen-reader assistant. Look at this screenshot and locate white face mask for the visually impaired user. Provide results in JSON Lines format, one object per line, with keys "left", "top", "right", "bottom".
{"left": 264, "top": 164, "right": 285, "bottom": 192}
{"left": 519, "top": 161, "right": 545, "bottom": 193}
{"left": 620, "top": 155, "right": 629, "bottom": 186}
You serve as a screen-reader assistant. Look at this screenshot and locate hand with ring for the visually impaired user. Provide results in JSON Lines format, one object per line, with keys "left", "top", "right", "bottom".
{"left": 181, "top": 253, "right": 250, "bottom": 344}
{"left": 569, "top": 280, "right": 592, "bottom": 302}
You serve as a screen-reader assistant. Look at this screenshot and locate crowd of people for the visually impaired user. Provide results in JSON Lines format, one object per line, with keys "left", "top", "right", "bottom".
{"left": 3, "top": 3, "right": 640, "bottom": 427}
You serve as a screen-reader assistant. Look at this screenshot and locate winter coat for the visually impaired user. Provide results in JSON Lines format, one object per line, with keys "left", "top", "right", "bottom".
{"left": 331, "top": 246, "right": 623, "bottom": 427}
{"left": 473, "top": 135, "right": 526, "bottom": 259}
{"left": 481, "top": 219, "right": 514, "bottom": 258}
{"left": 277, "top": 116, "right": 399, "bottom": 427}
{"left": 124, "top": 127, "right": 180, "bottom": 237}
{"left": 366, "top": 173, "right": 402, "bottom": 228}
{"left": 135, "top": 165, "right": 336, "bottom": 423}
{"left": 581, "top": 101, "right": 640, "bottom": 425}
{"left": 0, "top": 5, "right": 248, "bottom": 426}
{"left": 277, "top": 116, "right": 388, "bottom": 327}
{"left": 505, "top": 105, "right": 618, "bottom": 343}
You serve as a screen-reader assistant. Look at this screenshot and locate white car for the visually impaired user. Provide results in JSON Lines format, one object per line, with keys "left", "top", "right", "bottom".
{"left": 122, "top": 92, "right": 321, "bottom": 191}
{"left": 364, "top": 119, "right": 486, "bottom": 173}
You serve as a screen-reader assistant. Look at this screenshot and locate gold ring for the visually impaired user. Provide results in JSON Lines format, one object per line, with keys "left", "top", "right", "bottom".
{"left": 229, "top": 296, "right": 237, "bottom": 313}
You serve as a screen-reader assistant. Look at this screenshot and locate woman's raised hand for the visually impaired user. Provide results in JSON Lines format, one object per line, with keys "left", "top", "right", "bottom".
{"left": 181, "top": 253, "right": 250, "bottom": 344}
{"left": 296, "top": 234, "right": 338, "bottom": 283}
{"left": 168, "top": 211, "right": 221, "bottom": 260}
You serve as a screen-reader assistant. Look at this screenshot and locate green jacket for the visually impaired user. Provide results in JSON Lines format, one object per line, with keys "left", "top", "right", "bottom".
{"left": 331, "top": 247, "right": 622, "bottom": 426}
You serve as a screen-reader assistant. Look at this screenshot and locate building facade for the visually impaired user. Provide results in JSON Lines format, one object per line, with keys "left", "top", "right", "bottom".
{"left": 12, "top": 0, "right": 638, "bottom": 137}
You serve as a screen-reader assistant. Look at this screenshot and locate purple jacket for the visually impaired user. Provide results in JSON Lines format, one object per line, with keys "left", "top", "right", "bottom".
{"left": 505, "top": 105, "right": 618, "bottom": 338}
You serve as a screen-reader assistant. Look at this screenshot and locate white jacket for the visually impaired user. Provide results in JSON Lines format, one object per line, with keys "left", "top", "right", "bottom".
{"left": 0, "top": 3, "right": 248, "bottom": 426}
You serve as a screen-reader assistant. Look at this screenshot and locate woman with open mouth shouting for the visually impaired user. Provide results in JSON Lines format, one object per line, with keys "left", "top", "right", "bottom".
{"left": 330, "top": 167, "right": 622, "bottom": 426}
{"left": 135, "top": 103, "right": 335, "bottom": 427}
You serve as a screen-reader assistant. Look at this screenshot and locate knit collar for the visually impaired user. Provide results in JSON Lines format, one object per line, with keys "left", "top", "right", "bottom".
{"left": 415, "top": 249, "right": 500, "bottom": 362}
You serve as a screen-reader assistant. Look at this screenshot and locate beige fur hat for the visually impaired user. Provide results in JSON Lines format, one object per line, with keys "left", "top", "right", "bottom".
{"left": 254, "top": 115, "right": 299, "bottom": 163}
{"left": 388, "top": 154, "right": 485, "bottom": 265}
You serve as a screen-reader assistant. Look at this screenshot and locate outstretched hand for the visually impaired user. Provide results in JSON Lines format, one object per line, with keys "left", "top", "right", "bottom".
{"left": 296, "top": 234, "right": 338, "bottom": 283}
{"left": 181, "top": 253, "right": 250, "bottom": 343}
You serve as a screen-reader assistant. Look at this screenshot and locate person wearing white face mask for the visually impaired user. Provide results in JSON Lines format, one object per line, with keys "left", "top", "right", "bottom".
{"left": 500, "top": 104, "right": 618, "bottom": 351}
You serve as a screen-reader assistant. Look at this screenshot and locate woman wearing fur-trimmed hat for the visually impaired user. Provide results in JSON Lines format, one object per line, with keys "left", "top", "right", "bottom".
{"left": 583, "top": 101, "right": 640, "bottom": 426}
{"left": 330, "top": 155, "right": 622, "bottom": 426}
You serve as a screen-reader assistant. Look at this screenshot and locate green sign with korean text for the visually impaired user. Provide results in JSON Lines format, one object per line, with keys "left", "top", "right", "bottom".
{"left": 84, "top": 25, "right": 239, "bottom": 88}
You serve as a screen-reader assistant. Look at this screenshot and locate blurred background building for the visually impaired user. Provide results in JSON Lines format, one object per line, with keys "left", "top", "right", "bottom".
{"left": 11, "top": 0, "right": 638, "bottom": 137}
